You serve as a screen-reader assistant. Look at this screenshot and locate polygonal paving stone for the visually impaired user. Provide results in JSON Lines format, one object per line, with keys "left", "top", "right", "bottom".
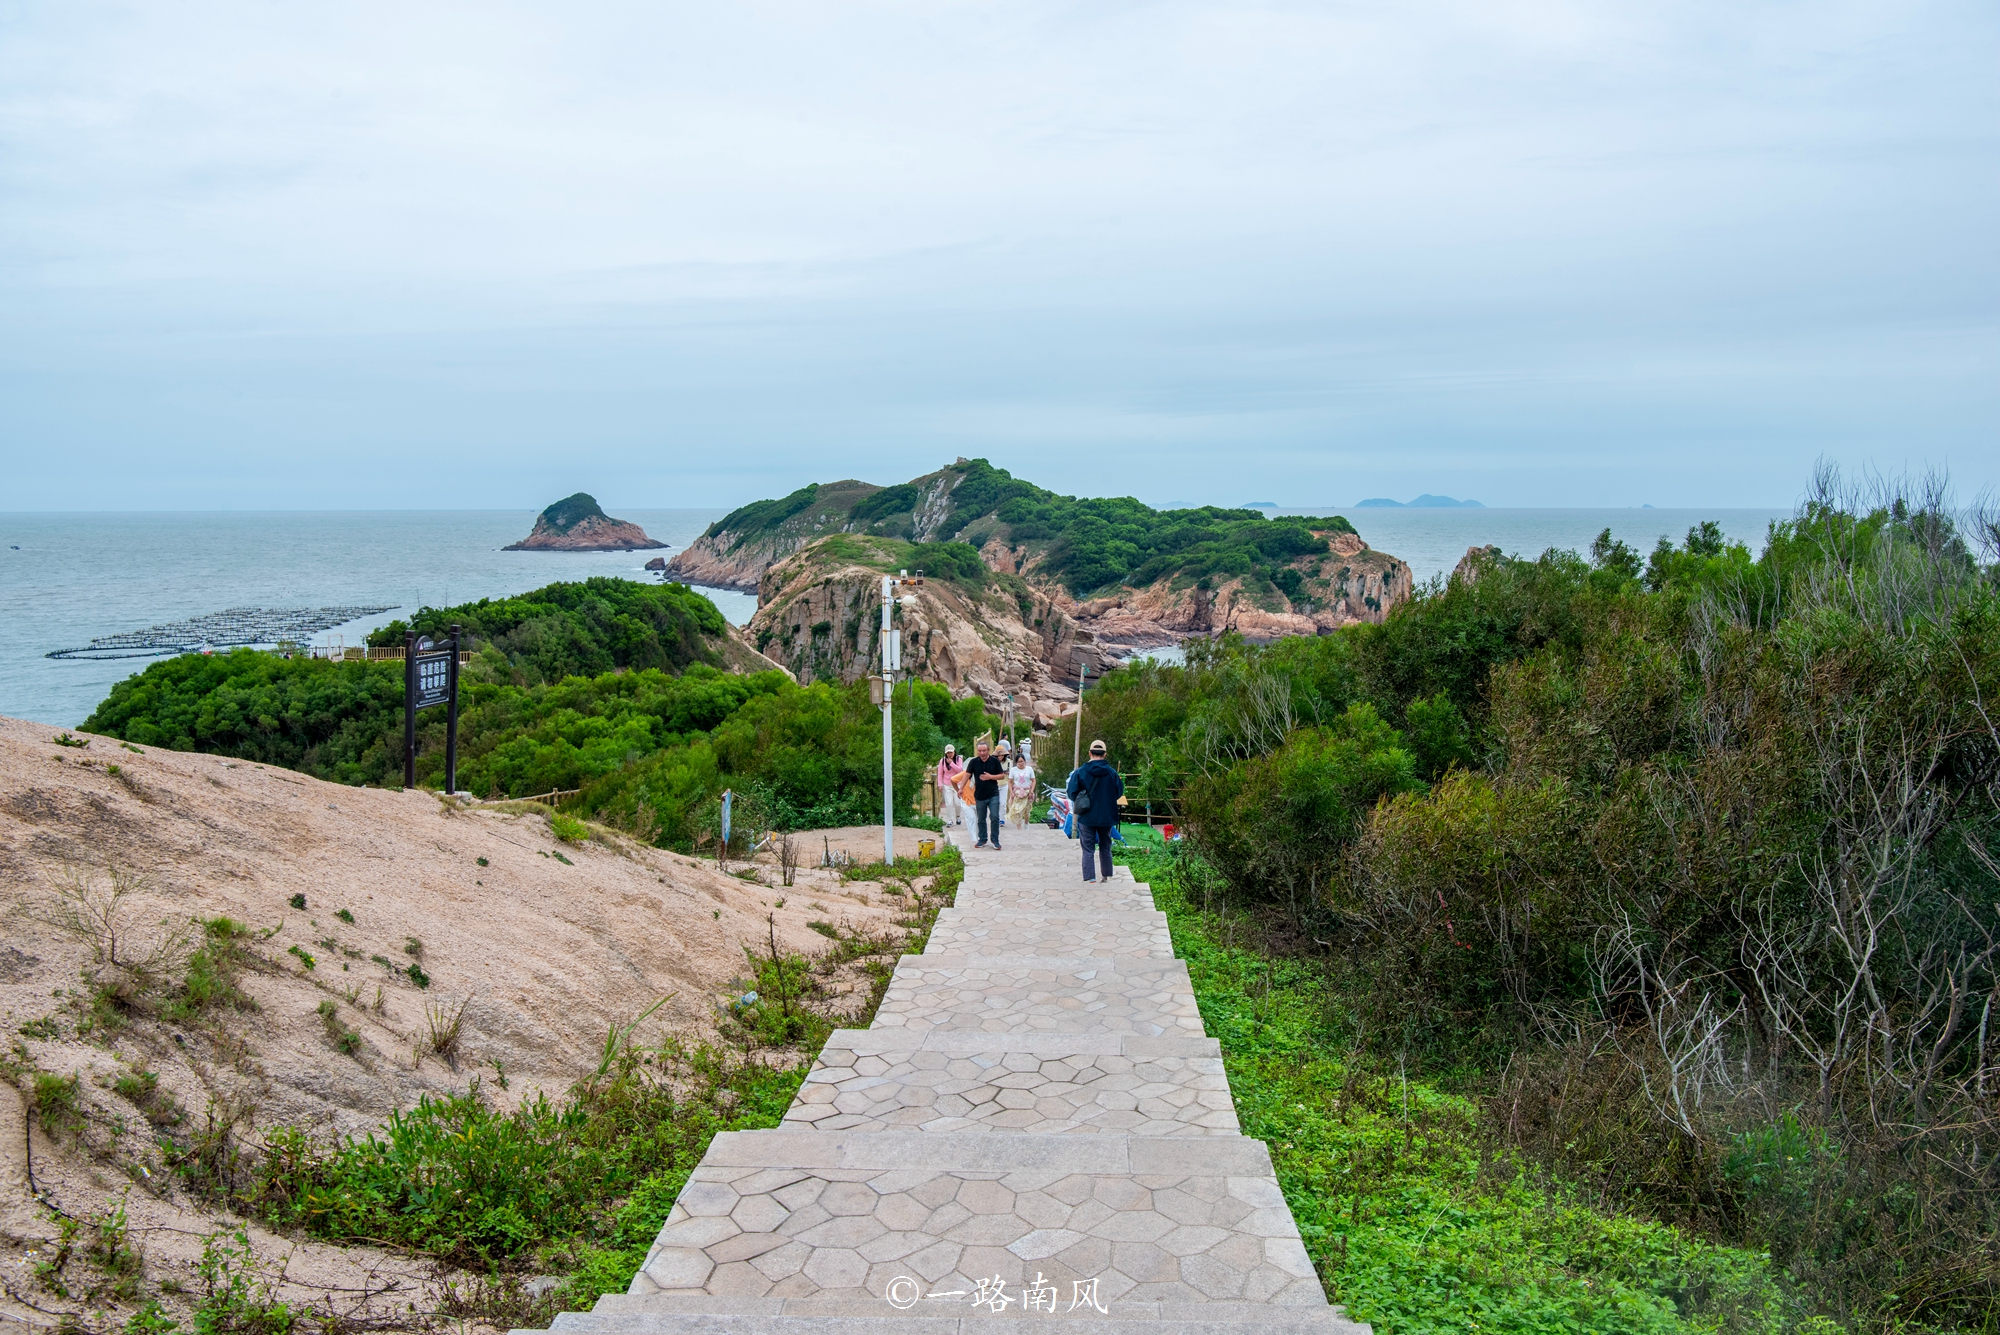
{"left": 606, "top": 823, "right": 1357, "bottom": 1329}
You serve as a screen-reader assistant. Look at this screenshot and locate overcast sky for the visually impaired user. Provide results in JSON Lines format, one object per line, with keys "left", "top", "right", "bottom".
{"left": 2, "top": 0, "right": 1994, "bottom": 512}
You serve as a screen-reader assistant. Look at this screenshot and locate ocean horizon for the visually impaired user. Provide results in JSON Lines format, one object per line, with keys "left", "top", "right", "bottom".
{"left": 1, "top": 505, "right": 1789, "bottom": 728}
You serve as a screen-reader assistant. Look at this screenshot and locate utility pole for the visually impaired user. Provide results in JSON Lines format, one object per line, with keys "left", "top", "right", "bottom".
{"left": 877, "top": 571, "right": 922, "bottom": 866}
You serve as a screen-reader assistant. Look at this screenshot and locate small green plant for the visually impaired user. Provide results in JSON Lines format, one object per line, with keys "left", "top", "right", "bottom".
{"left": 192, "top": 1228, "right": 294, "bottom": 1335}
{"left": 334, "top": 908, "right": 354, "bottom": 924}
{"left": 371, "top": 953, "right": 396, "bottom": 973}
{"left": 287, "top": 893, "right": 306, "bottom": 910}
{"left": 286, "top": 945, "right": 315, "bottom": 971}
{"left": 54, "top": 732, "right": 90, "bottom": 747}
{"left": 425, "top": 997, "right": 468, "bottom": 1068}
{"left": 316, "top": 1000, "right": 362, "bottom": 1057}
{"left": 107, "top": 762, "right": 122, "bottom": 775}
{"left": 549, "top": 813, "right": 589, "bottom": 844}
{"left": 169, "top": 917, "right": 257, "bottom": 1019}
{"left": 121, "top": 741, "right": 144, "bottom": 754}
{"left": 807, "top": 921, "right": 840, "bottom": 939}
{"left": 403, "top": 936, "right": 424, "bottom": 959}
{"left": 551, "top": 850, "right": 574, "bottom": 865}
{"left": 19, "top": 1015, "right": 59, "bottom": 1039}
{"left": 407, "top": 962, "right": 431, "bottom": 990}
{"left": 126, "top": 1300, "right": 179, "bottom": 1335}
{"left": 114, "top": 1068, "right": 158, "bottom": 1104}
{"left": 476, "top": 857, "right": 489, "bottom": 867}
{"left": 492, "top": 1057, "right": 509, "bottom": 1089}
{"left": 33, "top": 1071, "right": 84, "bottom": 1139}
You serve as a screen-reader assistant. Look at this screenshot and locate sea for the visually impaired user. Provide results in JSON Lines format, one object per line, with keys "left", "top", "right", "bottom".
{"left": 0, "top": 506, "right": 1789, "bottom": 728}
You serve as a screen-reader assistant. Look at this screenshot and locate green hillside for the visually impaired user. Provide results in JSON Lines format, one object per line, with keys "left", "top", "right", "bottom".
{"left": 701, "top": 459, "right": 1359, "bottom": 599}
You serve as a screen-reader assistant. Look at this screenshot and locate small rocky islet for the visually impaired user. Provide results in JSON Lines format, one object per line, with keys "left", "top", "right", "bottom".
{"left": 505, "top": 492, "right": 666, "bottom": 551}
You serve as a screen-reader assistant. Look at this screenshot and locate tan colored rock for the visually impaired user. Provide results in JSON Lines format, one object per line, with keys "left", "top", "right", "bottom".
{"left": 746, "top": 540, "right": 1103, "bottom": 715}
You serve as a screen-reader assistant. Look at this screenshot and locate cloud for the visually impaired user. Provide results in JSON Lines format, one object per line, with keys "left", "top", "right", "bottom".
{"left": 0, "top": 0, "right": 1994, "bottom": 508}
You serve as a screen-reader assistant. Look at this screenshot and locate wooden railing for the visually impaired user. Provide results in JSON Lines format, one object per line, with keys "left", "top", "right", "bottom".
{"left": 503, "top": 788, "right": 581, "bottom": 809}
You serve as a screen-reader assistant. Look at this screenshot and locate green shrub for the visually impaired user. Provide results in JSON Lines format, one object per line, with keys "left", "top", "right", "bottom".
{"left": 549, "top": 813, "right": 589, "bottom": 844}
{"left": 192, "top": 1229, "right": 292, "bottom": 1335}
{"left": 33, "top": 1072, "right": 83, "bottom": 1139}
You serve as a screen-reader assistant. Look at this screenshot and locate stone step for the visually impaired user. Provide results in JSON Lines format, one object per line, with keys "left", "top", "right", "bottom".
{"left": 816, "top": 1030, "right": 1221, "bottom": 1059}
{"left": 549, "top": 1312, "right": 1366, "bottom": 1334}
{"left": 548, "top": 1294, "right": 1369, "bottom": 1331}
{"left": 785, "top": 1039, "right": 1238, "bottom": 1137}
{"left": 629, "top": 1131, "right": 1321, "bottom": 1309}
{"left": 926, "top": 910, "right": 1175, "bottom": 960}
{"left": 872, "top": 959, "right": 1204, "bottom": 1037}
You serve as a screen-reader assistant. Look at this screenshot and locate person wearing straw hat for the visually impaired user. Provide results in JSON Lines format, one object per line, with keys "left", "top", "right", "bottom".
{"left": 1065, "top": 739, "right": 1125, "bottom": 883}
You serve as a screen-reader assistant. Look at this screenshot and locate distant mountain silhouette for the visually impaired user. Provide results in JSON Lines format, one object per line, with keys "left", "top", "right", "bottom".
{"left": 1355, "top": 494, "right": 1485, "bottom": 509}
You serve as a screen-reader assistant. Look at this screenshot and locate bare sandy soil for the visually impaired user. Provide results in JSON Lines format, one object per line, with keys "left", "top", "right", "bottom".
{"left": 0, "top": 715, "right": 908, "bottom": 1335}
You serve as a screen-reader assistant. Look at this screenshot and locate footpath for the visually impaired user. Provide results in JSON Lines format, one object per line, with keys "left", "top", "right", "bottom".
{"left": 529, "top": 822, "right": 1369, "bottom": 1333}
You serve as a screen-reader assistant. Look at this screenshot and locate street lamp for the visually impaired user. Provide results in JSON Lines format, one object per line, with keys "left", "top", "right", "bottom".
{"left": 876, "top": 571, "right": 923, "bottom": 866}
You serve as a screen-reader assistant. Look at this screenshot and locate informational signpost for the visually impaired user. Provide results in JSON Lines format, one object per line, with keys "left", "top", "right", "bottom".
{"left": 403, "top": 623, "right": 463, "bottom": 793}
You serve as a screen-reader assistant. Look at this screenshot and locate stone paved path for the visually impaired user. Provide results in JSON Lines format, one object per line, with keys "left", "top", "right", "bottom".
{"left": 534, "top": 823, "right": 1369, "bottom": 1334}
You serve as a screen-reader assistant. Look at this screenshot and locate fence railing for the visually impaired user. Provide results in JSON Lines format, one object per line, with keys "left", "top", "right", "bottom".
{"left": 502, "top": 788, "right": 581, "bottom": 809}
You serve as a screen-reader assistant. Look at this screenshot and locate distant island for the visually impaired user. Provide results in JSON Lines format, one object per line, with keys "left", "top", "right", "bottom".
{"left": 503, "top": 493, "right": 667, "bottom": 551}
{"left": 1355, "top": 494, "right": 1485, "bottom": 508}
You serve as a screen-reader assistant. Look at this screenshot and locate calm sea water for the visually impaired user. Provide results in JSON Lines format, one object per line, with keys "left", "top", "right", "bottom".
{"left": 0, "top": 506, "right": 1789, "bottom": 727}
{"left": 0, "top": 510, "right": 750, "bottom": 728}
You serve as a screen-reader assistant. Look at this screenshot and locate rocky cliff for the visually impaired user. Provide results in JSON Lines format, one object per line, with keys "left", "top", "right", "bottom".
{"left": 745, "top": 535, "right": 1102, "bottom": 727}
{"left": 663, "top": 472, "right": 963, "bottom": 590}
{"left": 992, "top": 528, "right": 1413, "bottom": 657}
{"left": 505, "top": 492, "right": 666, "bottom": 551}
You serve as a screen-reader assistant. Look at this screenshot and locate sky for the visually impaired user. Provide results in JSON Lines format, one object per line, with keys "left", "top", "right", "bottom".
{"left": 1, "top": 0, "right": 1995, "bottom": 512}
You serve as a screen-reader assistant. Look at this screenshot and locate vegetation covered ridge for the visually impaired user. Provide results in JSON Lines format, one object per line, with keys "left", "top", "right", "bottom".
{"left": 688, "top": 457, "right": 1364, "bottom": 600}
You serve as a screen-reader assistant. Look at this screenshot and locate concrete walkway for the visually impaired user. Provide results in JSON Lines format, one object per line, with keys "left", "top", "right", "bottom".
{"left": 534, "top": 823, "right": 1369, "bottom": 1333}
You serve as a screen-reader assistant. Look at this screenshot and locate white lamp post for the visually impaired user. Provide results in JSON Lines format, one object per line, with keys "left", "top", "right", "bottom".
{"left": 877, "top": 571, "right": 921, "bottom": 866}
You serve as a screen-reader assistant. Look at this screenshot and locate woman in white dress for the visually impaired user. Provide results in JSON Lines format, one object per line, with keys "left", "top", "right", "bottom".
{"left": 1006, "top": 750, "right": 1036, "bottom": 830}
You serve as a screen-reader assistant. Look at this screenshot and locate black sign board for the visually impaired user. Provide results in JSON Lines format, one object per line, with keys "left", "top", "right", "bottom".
{"left": 412, "top": 650, "right": 453, "bottom": 708}
{"left": 403, "top": 624, "right": 464, "bottom": 793}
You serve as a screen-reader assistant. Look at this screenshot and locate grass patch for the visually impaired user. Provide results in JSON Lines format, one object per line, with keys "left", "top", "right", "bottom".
{"left": 315, "top": 999, "right": 363, "bottom": 1056}
{"left": 33, "top": 1072, "right": 84, "bottom": 1139}
{"left": 1121, "top": 848, "right": 1800, "bottom": 1335}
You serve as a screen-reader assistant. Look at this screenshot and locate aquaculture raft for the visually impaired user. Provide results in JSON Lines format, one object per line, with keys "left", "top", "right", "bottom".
{"left": 45, "top": 606, "right": 396, "bottom": 660}
{"left": 522, "top": 822, "right": 1369, "bottom": 1334}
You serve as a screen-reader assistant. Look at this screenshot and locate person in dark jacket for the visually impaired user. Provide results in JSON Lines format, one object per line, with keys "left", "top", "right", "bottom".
{"left": 1066, "top": 739, "right": 1125, "bottom": 883}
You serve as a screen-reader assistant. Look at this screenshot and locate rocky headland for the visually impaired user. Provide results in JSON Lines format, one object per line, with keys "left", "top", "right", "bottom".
{"left": 505, "top": 492, "right": 667, "bottom": 551}
{"left": 678, "top": 460, "right": 1416, "bottom": 714}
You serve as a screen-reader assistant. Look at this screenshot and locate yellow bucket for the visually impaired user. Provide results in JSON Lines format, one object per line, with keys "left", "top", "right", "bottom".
{"left": 918, "top": 839, "right": 936, "bottom": 859}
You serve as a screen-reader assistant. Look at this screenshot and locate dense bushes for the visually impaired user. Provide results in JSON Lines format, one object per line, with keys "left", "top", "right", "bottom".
{"left": 368, "top": 578, "right": 725, "bottom": 684}
{"left": 83, "top": 577, "right": 1005, "bottom": 847}
{"left": 1051, "top": 480, "right": 2000, "bottom": 1328}
{"left": 84, "top": 579, "right": 734, "bottom": 781}
{"left": 81, "top": 651, "right": 406, "bottom": 782}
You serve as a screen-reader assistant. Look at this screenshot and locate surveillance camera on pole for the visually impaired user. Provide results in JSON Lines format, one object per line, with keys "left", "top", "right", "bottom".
{"left": 877, "top": 570, "right": 923, "bottom": 866}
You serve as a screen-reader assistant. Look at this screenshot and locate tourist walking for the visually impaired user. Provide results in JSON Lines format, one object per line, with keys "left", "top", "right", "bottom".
{"left": 1066, "top": 739, "right": 1125, "bottom": 883}
{"left": 1006, "top": 750, "right": 1036, "bottom": 829}
{"left": 966, "top": 739, "right": 1007, "bottom": 849}
{"left": 937, "top": 745, "right": 967, "bottom": 827}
